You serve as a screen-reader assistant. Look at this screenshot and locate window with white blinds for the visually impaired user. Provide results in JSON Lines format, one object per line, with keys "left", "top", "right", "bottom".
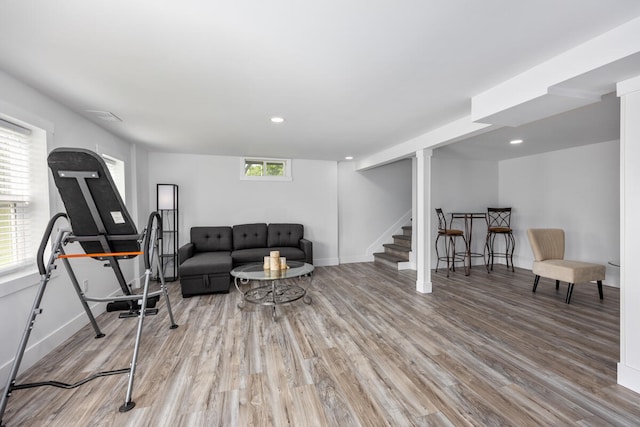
{"left": 101, "top": 153, "right": 126, "bottom": 200}
{"left": 0, "top": 117, "right": 48, "bottom": 275}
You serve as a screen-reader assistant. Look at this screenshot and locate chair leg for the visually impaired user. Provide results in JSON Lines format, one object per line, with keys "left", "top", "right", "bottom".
{"left": 507, "top": 232, "right": 515, "bottom": 272}
{"left": 450, "top": 237, "right": 457, "bottom": 275}
{"left": 487, "top": 233, "right": 496, "bottom": 271}
{"left": 566, "top": 283, "right": 575, "bottom": 304}
{"left": 435, "top": 235, "right": 442, "bottom": 273}
{"left": 484, "top": 233, "right": 491, "bottom": 273}
{"left": 448, "top": 236, "right": 455, "bottom": 273}
{"left": 555, "top": 280, "right": 560, "bottom": 290}
{"left": 532, "top": 275, "right": 540, "bottom": 293}
{"left": 503, "top": 233, "right": 509, "bottom": 270}
{"left": 443, "top": 236, "right": 451, "bottom": 277}
{"left": 597, "top": 280, "right": 603, "bottom": 300}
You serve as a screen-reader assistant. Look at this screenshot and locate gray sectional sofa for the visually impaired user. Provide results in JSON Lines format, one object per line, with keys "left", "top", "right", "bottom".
{"left": 178, "top": 223, "right": 313, "bottom": 297}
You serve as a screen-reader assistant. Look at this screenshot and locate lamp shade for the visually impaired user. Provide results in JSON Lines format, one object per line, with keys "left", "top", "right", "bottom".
{"left": 157, "top": 184, "right": 177, "bottom": 210}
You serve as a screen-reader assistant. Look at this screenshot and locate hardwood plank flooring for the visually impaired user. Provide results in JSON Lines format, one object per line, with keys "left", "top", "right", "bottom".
{"left": 2, "top": 263, "right": 639, "bottom": 426}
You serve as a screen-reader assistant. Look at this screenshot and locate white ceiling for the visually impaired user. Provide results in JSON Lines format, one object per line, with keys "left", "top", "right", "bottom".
{"left": 1, "top": 1, "right": 640, "bottom": 162}
{"left": 434, "top": 92, "right": 621, "bottom": 161}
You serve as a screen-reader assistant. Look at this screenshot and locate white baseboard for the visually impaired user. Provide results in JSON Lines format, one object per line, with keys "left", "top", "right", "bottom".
{"left": 0, "top": 292, "right": 115, "bottom": 390}
{"left": 339, "top": 255, "right": 374, "bottom": 264}
{"left": 398, "top": 261, "right": 415, "bottom": 270}
{"left": 618, "top": 362, "right": 640, "bottom": 394}
{"left": 313, "top": 257, "right": 340, "bottom": 267}
{"left": 416, "top": 279, "right": 432, "bottom": 293}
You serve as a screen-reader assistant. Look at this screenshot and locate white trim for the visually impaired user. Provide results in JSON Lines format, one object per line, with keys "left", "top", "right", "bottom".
{"left": 0, "top": 286, "right": 115, "bottom": 384}
{"left": 617, "top": 75, "right": 640, "bottom": 96}
{"left": 416, "top": 278, "right": 432, "bottom": 293}
{"left": 398, "top": 261, "right": 414, "bottom": 270}
{"left": 0, "top": 268, "right": 40, "bottom": 298}
{"left": 618, "top": 362, "right": 640, "bottom": 394}
{"left": 240, "top": 175, "right": 293, "bottom": 182}
{"left": 0, "top": 113, "right": 50, "bottom": 291}
{"left": 415, "top": 148, "right": 433, "bottom": 294}
{"left": 340, "top": 255, "right": 373, "bottom": 264}
{"left": 312, "top": 257, "right": 339, "bottom": 267}
{"left": 0, "top": 100, "right": 55, "bottom": 134}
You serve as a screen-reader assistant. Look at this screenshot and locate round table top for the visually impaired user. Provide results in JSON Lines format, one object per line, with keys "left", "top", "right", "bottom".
{"left": 231, "top": 260, "right": 314, "bottom": 281}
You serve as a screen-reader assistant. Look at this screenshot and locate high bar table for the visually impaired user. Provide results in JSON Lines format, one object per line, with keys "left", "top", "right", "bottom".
{"left": 450, "top": 212, "right": 487, "bottom": 273}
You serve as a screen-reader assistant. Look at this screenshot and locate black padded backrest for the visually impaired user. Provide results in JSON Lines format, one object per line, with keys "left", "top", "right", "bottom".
{"left": 233, "top": 223, "right": 267, "bottom": 250}
{"left": 191, "top": 226, "right": 233, "bottom": 252}
{"left": 47, "top": 147, "right": 140, "bottom": 255}
{"left": 268, "top": 223, "right": 303, "bottom": 247}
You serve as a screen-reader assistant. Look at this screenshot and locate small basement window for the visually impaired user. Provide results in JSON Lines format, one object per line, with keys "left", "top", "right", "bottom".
{"left": 240, "top": 157, "right": 292, "bottom": 181}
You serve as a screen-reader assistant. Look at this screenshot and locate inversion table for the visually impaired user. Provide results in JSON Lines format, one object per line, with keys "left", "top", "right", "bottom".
{"left": 0, "top": 147, "right": 178, "bottom": 425}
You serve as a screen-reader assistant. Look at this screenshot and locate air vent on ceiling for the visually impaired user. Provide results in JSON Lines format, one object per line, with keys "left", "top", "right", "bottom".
{"left": 86, "top": 110, "right": 122, "bottom": 122}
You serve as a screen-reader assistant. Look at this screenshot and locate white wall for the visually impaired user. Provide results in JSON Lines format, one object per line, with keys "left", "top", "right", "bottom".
{"left": 430, "top": 156, "right": 499, "bottom": 266}
{"left": 147, "top": 152, "right": 339, "bottom": 266}
{"left": 128, "top": 143, "right": 150, "bottom": 285}
{"left": 338, "top": 159, "right": 413, "bottom": 263}
{"left": 0, "top": 71, "right": 138, "bottom": 386}
{"left": 499, "top": 140, "right": 620, "bottom": 285}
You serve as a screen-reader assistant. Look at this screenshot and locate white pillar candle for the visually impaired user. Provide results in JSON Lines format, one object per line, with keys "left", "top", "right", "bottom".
{"left": 270, "top": 251, "right": 280, "bottom": 270}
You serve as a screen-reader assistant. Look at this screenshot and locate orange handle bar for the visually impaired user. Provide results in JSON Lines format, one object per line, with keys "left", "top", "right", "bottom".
{"left": 58, "top": 251, "right": 143, "bottom": 259}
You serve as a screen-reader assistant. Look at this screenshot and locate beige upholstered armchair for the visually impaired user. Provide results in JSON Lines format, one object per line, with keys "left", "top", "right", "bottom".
{"left": 526, "top": 228, "right": 605, "bottom": 304}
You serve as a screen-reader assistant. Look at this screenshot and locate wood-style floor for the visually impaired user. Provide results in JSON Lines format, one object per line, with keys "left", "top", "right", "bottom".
{"left": 2, "top": 263, "right": 639, "bottom": 426}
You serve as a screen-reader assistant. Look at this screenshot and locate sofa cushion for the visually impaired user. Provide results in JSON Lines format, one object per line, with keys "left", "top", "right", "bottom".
{"left": 231, "top": 246, "right": 306, "bottom": 266}
{"left": 533, "top": 259, "right": 605, "bottom": 284}
{"left": 233, "top": 223, "right": 267, "bottom": 250}
{"left": 268, "top": 223, "right": 303, "bottom": 248}
{"left": 231, "top": 248, "right": 271, "bottom": 265}
{"left": 191, "top": 226, "right": 233, "bottom": 252}
{"left": 268, "top": 246, "right": 305, "bottom": 262}
{"left": 179, "top": 251, "right": 232, "bottom": 276}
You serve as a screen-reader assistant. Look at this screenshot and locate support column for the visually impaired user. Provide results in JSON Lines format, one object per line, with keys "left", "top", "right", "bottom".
{"left": 415, "top": 149, "right": 432, "bottom": 293}
{"left": 617, "top": 74, "right": 640, "bottom": 393}
{"left": 409, "top": 157, "right": 417, "bottom": 269}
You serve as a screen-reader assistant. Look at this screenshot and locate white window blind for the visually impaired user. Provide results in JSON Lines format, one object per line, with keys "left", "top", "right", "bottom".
{"left": 101, "top": 153, "right": 126, "bottom": 200}
{"left": 0, "top": 119, "right": 34, "bottom": 272}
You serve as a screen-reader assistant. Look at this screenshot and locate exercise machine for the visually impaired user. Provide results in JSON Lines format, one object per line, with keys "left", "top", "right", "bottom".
{"left": 0, "top": 148, "right": 178, "bottom": 425}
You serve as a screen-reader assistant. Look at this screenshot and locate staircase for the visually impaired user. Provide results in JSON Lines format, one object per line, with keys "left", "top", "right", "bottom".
{"left": 373, "top": 225, "right": 412, "bottom": 270}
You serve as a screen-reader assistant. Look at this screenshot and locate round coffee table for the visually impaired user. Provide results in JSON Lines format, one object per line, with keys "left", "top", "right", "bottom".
{"left": 231, "top": 261, "right": 314, "bottom": 320}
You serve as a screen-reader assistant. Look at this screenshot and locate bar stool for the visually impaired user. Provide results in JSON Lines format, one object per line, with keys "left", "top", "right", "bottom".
{"left": 435, "top": 208, "right": 469, "bottom": 277}
{"left": 484, "top": 207, "right": 515, "bottom": 272}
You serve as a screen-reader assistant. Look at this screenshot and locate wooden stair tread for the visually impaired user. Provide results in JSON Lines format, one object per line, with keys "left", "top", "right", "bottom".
{"left": 373, "top": 252, "right": 406, "bottom": 263}
{"left": 383, "top": 243, "right": 410, "bottom": 252}
{"left": 376, "top": 223, "right": 413, "bottom": 271}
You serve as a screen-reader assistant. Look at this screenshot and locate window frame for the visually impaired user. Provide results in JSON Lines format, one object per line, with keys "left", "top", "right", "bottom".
{"left": 100, "top": 152, "right": 126, "bottom": 200}
{"left": 0, "top": 113, "right": 50, "bottom": 295}
{"left": 239, "top": 157, "right": 292, "bottom": 182}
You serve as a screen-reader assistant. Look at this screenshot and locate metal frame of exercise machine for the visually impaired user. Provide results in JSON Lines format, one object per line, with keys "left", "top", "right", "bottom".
{"left": 0, "top": 148, "right": 178, "bottom": 426}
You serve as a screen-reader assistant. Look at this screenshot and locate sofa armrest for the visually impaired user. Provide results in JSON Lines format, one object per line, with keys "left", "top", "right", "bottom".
{"left": 178, "top": 242, "right": 195, "bottom": 265}
{"left": 299, "top": 238, "right": 313, "bottom": 265}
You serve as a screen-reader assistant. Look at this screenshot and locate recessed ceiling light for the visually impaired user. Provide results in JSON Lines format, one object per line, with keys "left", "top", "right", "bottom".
{"left": 345, "top": 156, "right": 353, "bottom": 160}
{"left": 510, "top": 139, "right": 523, "bottom": 144}
{"left": 270, "top": 117, "right": 285, "bottom": 123}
